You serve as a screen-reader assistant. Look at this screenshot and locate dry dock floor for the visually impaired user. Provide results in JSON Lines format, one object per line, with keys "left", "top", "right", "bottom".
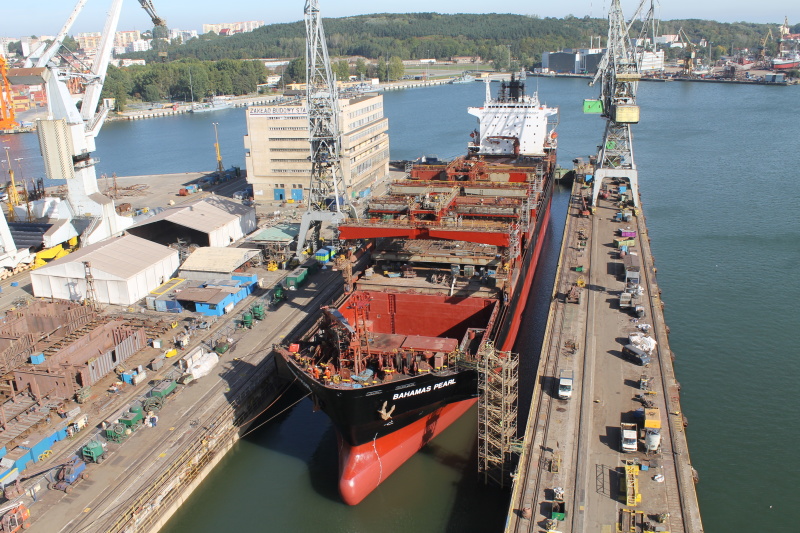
{"left": 505, "top": 179, "right": 703, "bottom": 533}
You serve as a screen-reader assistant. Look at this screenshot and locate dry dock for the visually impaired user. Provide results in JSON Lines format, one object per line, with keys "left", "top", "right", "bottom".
{"left": 505, "top": 177, "right": 703, "bottom": 532}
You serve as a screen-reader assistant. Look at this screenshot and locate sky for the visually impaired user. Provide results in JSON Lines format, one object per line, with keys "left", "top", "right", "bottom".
{"left": 4, "top": 1, "right": 797, "bottom": 38}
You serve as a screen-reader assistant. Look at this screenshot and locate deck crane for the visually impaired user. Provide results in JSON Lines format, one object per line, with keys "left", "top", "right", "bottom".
{"left": 586, "top": 0, "right": 656, "bottom": 208}
{"left": 8, "top": 0, "right": 137, "bottom": 244}
{"left": 137, "top": 0, "right": 169, "bottom": 61}
{"left": 295, "top": 0, "right": 353, "bottom": 258}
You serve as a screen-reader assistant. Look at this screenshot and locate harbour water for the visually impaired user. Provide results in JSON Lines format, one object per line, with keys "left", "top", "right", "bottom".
{"left": 3, "top": 78, "right": 799, "bottom": 531}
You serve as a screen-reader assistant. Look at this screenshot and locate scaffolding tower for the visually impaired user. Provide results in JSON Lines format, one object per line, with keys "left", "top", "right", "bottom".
{"left": 474, "top": 340, "right": 519, "bottom": 487}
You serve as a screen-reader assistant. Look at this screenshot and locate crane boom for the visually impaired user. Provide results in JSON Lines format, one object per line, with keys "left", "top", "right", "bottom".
{"left": 26, "top": 0, "right": 90, "bottom": 68}
{"left": 137, "top": 0, "right": 165, "bottom": 27}
{"left": 80, "top": 0, "right": 123, "bottom": 133}
{"left": 138, "top": 0, "right": 168, "bottom": 60}
{"left": 295, "top": 0, "right": 351, "bottom": 258}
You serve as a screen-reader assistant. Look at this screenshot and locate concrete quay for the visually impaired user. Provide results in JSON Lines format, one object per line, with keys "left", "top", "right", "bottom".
{"left": 505, "top": 178, "right": 703, "bottom": 533}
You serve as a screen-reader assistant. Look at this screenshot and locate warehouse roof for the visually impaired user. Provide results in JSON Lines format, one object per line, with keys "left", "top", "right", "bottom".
{"left": 175, "top": 286, "right": 236, "bottom": 305}
{"left": 131, "top": 199, "right": 238, "bottom": 233}
{"left": 180, "top": 247, "right": 260, "bottom": 273}
{"left": 249, "top": 223, "right": 300, "bottom": 243}
{"left": 31, "top": 235, "right": 176, "bottom": 280}
{"left": 203, "top": 196, "right": 255, "bottom": 218}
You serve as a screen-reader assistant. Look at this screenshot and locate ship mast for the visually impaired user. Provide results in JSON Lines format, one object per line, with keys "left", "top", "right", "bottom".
{"left": 295, "top": 0, "right": 351, "bottom": 258}
{"left": 588, "top": 0, "right": 655, "bottom": 208}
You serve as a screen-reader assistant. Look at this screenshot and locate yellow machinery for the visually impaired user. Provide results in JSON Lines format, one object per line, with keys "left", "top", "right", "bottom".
{"left": 267, "top": 260, "right": 278, "bottom": 271}
{"left": 617, "top": 508, "right": 646, "bottom": 532}
{"left": 623, "top": 462, "right": 641, "bottom": 506}
{"left": 32, "top": 244, "right": 69, "bottom": 269}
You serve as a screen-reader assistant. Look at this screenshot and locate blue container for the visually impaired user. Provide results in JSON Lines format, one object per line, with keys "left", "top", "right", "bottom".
{"left": 10, "top": 282, "right": 18, "bottom": 287}
{"left": 619, "top": 185, "right": 628, "bottom": 193}
{"left": 30, "top": 353, "right": 45, "bottom": 365}
{"left": 585, "top": 174, "right": 593, "bottom": 183}
{"left": 122, "top": 372, "right": 134, "bottom": 384}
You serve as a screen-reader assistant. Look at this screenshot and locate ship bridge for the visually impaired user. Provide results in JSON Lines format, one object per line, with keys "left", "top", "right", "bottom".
{"left": 468, "top": 76, "right": 558, "bottom": 157}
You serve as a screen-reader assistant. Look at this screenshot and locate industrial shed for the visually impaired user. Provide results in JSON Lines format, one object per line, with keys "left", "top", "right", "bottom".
{"left": 179, "top": 246, "right": 261, "bottom": 281}
{"left": 127, "top": 196, "right": 256, "bottom": 248}
{"left": 30, "top": 235, "right": 179, "bottom": 306}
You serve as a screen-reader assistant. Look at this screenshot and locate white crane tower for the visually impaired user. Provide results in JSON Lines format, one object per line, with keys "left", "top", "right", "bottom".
{"left": 10, "top": 0, "right": 135, "bottom": 245}
{"left": 587, "top": 0, "right": 656, "bottom": 208}
{"left": 295, "top": 0, "right": 352, "bottom": 258}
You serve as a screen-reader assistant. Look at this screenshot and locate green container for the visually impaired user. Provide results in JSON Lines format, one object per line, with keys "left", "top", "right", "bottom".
{"left": 119, "top": 410, "right": 143, "bottom": 427}
{"left": 242, "top": 312, "right": 253, "bottom": 328}
{"left": 286, "top": 267, "right": 307, "bottom": 288}
{"left": 215, "top": 342, "right": 230, "bottom": 354}
{"left": 151, "top": 379, "right": 177, "bottom": 399}
{"left": 583, "top": 99, "right": 603, "bottom": 114}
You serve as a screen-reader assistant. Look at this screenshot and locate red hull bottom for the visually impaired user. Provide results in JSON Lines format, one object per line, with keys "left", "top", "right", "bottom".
{"left": 338, "top": 397, "right": 479, "bottom": 505}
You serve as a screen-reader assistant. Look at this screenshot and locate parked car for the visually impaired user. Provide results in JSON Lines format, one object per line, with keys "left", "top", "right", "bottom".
{"left": 621, "top": 344, "right": 651, "bottom": 366}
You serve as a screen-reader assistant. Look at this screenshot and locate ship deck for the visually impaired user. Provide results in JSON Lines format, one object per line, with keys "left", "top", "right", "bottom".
{"left": 356, "top": 269, "right": 504, "bottom": 297}
{"left": 505, "top": 178, "right": 703, "bottom": 532}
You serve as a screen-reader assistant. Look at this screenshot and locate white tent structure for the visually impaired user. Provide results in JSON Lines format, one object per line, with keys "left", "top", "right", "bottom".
{"left": 30, "top": 235, "right": 179, "bottom": 306}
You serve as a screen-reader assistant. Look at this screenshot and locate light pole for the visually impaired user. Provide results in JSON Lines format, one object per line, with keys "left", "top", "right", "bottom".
{"left": 212, "top": 122, "right": 224, "bottom": 175}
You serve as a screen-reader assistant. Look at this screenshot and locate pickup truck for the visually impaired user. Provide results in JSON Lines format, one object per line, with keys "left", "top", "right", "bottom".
{"left": 558, "top": 370, "right": 574, "bottom": 399}
{"left": 621, "top": 422, "right": 638, "bottom": 453}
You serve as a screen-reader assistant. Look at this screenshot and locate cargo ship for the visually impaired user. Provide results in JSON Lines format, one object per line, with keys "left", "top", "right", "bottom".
{"left": 277, "top": 75, "right": 558, "bottom": 505}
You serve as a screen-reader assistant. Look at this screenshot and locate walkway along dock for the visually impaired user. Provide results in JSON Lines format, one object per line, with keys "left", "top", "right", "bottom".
{"left": 505, "top": 177, "right": 704, "bottom": 532}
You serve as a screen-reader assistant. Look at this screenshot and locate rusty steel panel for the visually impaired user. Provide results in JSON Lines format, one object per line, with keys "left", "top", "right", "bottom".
{"left": 14, "top": 369, "right": 74, "bottom": 399}
{"left": 115, "top": 328, "right": 145, "bottom": 362}
{"left": 87, "top": 353, "right": 115, "bottom": 385}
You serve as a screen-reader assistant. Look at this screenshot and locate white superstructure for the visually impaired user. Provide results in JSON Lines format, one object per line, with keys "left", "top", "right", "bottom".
{"left": 468, "top": 76, "right": 558, "bottom": 157}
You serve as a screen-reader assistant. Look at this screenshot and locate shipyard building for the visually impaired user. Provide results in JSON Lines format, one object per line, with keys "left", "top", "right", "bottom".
{"left": 542, "top": 48, "right": 664, "bottom": 73}
{"left": 243, "top": 93, "right": 389, "bottom": 202}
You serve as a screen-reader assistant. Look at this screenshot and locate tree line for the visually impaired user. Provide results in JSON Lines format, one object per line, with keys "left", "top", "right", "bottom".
{"left": 101, "top": 59, "right": 267, "bottom": 110}
{"left": 125, "top": 13, "right": 795, "bottom": 68}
